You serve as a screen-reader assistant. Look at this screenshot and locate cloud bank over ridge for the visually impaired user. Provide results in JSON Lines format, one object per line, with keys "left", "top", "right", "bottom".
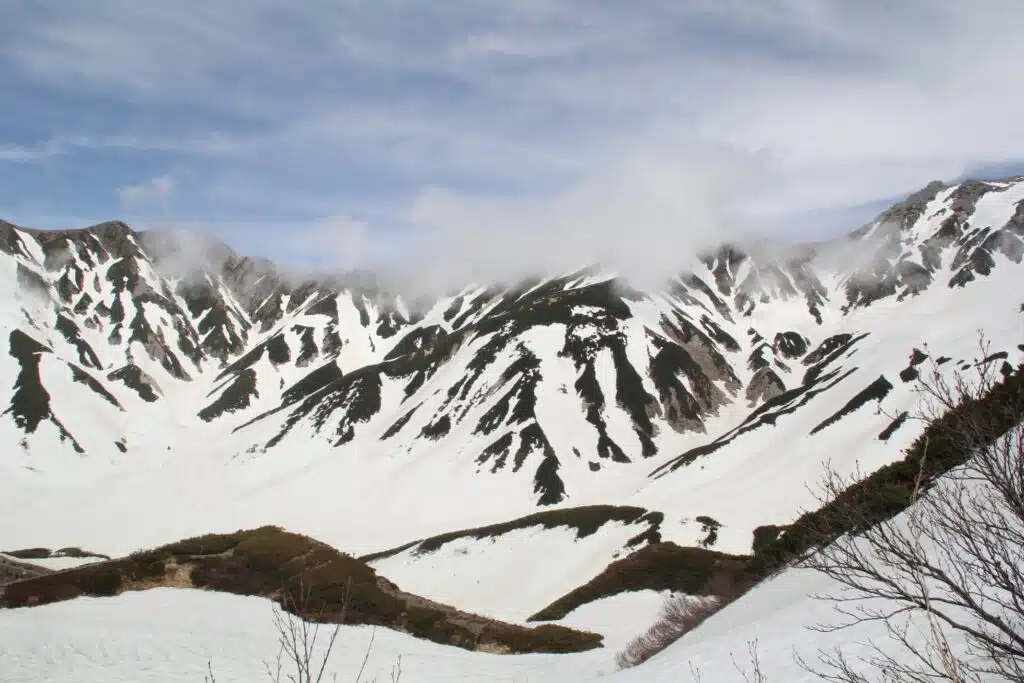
{"left": 2, "top": 1, "right": 1024, "bottom": 288}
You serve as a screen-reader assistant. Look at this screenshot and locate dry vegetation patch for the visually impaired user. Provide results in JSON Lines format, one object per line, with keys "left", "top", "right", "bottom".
{"left": 0, "top": 526, "right": 602, "bottom": 655}
{"left": 528, "top": 542, "right": 749, "bottom": 622}
{"left": 615, "top": 594, "right": 725, "bottom": 669}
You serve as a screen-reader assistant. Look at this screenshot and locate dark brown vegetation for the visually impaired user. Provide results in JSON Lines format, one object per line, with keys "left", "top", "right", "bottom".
{"left": 3, "top": 546, "right": 110, "bottom": 561}
{"left": 0, "top": 526, "right": 601, "bottom": 655}
{"left": 744, "top": 357, "right": 1024, "bottom": 582}
{"left": 0, "top": 555, "right": 52, "bottom": 585}
{"left": 528, "top": 542, "right": 750, "bottom": 622}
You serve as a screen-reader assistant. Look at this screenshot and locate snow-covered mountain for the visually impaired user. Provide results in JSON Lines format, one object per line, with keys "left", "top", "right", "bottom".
{"left": 2, "top": 175, "right": 1023, "bottom": 683}
{"left": 1, "top": 176, "right": 1023, "bottom": 574}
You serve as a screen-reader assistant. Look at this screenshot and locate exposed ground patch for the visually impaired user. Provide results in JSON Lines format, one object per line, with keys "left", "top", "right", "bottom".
{"left": 0, "top": 527, "right": 602, "bottom": 655}
{"left": 528, "top": 542, "right": 749, "bottom": 622}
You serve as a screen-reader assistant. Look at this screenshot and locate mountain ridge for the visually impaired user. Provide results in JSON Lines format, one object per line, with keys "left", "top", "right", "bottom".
{"left": 1, "top": 176, "right": 1022, "bottom": 573}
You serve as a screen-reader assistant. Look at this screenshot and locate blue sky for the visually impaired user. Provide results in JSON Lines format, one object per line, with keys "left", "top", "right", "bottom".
{"left": 2, "top": 1, "right": 1024, "bottom": 285}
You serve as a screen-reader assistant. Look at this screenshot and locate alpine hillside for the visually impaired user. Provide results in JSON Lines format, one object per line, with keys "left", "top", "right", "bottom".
{"left": 1, "top": 176, "right": 1023, "bottom": 623}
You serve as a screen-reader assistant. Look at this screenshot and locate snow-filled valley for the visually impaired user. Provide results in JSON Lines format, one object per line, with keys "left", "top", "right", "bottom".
{"left": 0, "top": 547, "right": 980, "bottom": 682}
{"left": 1, "top": 176, "right": 1023, "bottom": 681}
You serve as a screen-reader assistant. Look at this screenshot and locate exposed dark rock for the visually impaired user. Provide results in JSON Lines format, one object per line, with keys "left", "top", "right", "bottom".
{"left": 746, "top": 367, "right": 786, "bottom": 406}
{"left": 878, "top": 411, "right": 909, "bottom": 441}
{"left": 199, "top": 368, "right": 258, "bottom": 422}
{"left": 107, "top": 365, "right": 161, "bottom": 403}
{"left": 810, "top": 375, "right": 894, "bottom": 435}
{"left": 774, "top": 331, "right": 809, "bottom": 359}
{"left": 3, "top": 330, "right": 83, "bottom": 453}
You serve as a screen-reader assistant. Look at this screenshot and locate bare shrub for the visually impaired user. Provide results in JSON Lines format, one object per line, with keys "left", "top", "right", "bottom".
{"left": 797, "top": 337, "right": 1024, "bottom": 682}
{"left": 732, "top": 639, "right": 768, "bottom": 683}
{"left": 207, "top": 575, "right": 402, "bottom": 683}
{"left": 687, "top": 639, "right": 768, "bottom": 682}
{"left": 615, "top": 593, "right": 723, "bottom": 669}
{"left": 263, "top": 577, "right": 350, "bottom": 683}
{"left": 616, "top": 565, "right": 755, "bottom": 669}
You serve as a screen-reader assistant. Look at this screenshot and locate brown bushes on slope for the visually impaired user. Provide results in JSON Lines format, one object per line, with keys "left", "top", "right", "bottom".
{"left": 0, "top": 526, "right": 602, "bottom": 655}
{"left": 529, "top": 542, "right": 749, "bottom": 622}
{"left": 615, "top": 594, "right": 723, "bottom": 669}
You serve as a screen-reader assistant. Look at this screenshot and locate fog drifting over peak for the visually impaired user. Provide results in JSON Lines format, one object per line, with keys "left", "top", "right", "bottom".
{"left": 296, "top": 147, "right": 779, "bottom": 295}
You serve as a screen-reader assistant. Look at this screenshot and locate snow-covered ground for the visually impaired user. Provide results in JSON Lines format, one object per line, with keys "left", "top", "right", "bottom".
{"left": 1, "top": 180, "right": 1022, "bottom": 681}
{"left": 5, "top": 457, "right": 998, "bottom": 683}
{"left": 2, "top": 255, "right": 1017, "bottom": 626}
{"left": 4, "top": 430, "right": 1005, "bottom": 683}
{"left": 0, "top": 560, "right": 961, "bottom": 683}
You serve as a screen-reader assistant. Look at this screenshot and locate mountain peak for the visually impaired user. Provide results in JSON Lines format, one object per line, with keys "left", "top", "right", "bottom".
{"left": 0, "top": 176, "right": 1022, "bottom": 559}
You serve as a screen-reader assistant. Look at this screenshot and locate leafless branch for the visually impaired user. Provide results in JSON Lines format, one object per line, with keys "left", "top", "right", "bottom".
{"left": 799, "top": 335, "right": 1024, "bottom": 681}
{"left": 207, "top": 574, "right": 401, "bottom": 682}
{"left": 731, "top": 639, "right": 767, "bottom": 683}
{"left": 615, "top": 592, "right": 735, "bottom": 669}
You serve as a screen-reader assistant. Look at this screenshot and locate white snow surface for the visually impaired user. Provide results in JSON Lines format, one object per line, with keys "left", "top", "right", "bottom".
{"left": 2, "top": 252, "right": 1019, "bottom": 562}
{"left": 1, "top": 466, "right": 998, "bottom": 682}
{"left": 0, "top": 180, "right": 1023, "bottom": 681}
{"left": 0, "top": 561, "right": 967, "bottom": 682}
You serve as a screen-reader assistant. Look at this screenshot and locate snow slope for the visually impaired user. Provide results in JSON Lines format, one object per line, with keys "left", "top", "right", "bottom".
{"left": 5, "top": 454, "right": 1003, "bottom": 682}
{"left": 0, "top": 177, "right": 1023, "bottom": 681}
{"left": 0, "top": 553, "right": 970, "bottom": 682}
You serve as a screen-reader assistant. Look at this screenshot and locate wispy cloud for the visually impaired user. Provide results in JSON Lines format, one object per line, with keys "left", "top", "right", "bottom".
{"left": 118, "top": 173, "right": 175, "bottom": 211}
{"left": 0, "top": 135, "right": 152, "bottom": 162}
{"left": 400, "top": 145, "right": 766, "bottom": 292}
{"left": 1, "top": 1, "right": 1023, "bottom": 286}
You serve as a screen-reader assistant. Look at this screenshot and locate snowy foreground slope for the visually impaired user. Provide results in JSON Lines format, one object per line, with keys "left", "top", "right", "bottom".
{"left": 0, "top": 548, "right": 964, "bottom": 682}
{"left": 0, "top": 177, "right": 1022, "bottom": 680}
{"left": 0, "top": 466, "right": 996, "bottom": 682}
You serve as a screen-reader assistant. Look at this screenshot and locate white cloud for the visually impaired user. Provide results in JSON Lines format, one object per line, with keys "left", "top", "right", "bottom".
{"left": 0, "top": 134, "right": 156, "bottom": 162}
{"left": 118, "top": 174, "right": 175, "bottom": 211}
{"left": 0, "top": 139, "right": 65, "bottom": 162}
{"left": 4, "top": 1, "right": 1024, "bottom": 285}
{"left": 285, "top": 214, "right": 384, "bottom": 272}
{"left": 399, "top": 145, "right": 768, "bottom": 292}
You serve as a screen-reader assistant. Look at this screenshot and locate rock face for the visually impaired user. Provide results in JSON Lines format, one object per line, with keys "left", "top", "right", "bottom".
{"left": 1, "top": 176, "right": 1023, "bottom": 512}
